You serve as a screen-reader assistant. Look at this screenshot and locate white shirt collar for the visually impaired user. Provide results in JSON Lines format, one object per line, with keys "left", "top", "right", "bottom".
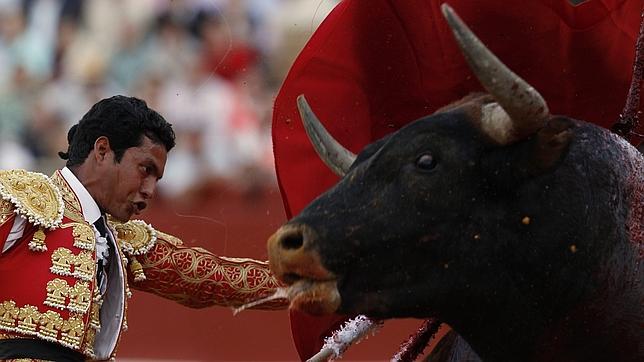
{"left": 60, "top": 167, "right": 102, "bottom": 224}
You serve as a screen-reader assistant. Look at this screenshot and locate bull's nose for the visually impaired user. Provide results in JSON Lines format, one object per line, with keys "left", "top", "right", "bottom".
{"left": 278, "top": 227, "right": 305, "bottom": 250}
{"left": 267, "top": 224, "right": 335, "bottom": 284}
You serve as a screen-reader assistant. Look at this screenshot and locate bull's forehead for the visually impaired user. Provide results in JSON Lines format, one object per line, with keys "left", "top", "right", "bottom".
{"left": 339, "top": 109, "right": 491, "bottom": 185}
{"left": 398, "top": 94, "right": 494, "bottom": 138}
{"left": 350, "top": 96, "right": 494, "bottom": 168}
{"left": 372, "top": 108, "right": 488, "bottom": 154}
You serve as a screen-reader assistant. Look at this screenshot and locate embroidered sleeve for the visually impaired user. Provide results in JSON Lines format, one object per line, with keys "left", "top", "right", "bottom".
{"left": 113, "top": 221, "right": 287, "bottom": 310}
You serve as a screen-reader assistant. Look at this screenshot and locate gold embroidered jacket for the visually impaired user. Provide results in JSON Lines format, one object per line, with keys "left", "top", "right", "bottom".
{"left": 0, "top": 169, "right": 285, "bottom": 360}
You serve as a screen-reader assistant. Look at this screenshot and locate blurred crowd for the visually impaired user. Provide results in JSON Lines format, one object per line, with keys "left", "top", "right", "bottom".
{"left": 0, "top": 0, "right": 338, "bottom": 199}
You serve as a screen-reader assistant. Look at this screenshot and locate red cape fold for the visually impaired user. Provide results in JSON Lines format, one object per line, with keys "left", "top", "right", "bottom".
{"left": 271, "top": 0, "right": 643, "bottom": 359}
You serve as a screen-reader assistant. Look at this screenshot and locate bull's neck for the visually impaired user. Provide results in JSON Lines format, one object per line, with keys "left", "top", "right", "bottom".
{"left": 446, "top": 290, "right": 547, "bottom": 361}
{"left": 451, "top": 243, "right": 642, "bottom": 361}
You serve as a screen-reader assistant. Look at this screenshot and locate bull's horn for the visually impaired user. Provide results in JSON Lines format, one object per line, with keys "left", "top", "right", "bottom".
{"left": 297, "top": 95, "right": 357, "bottom": 176}
{"left": 441, "top": 3, "right": 549, "bottom": 144}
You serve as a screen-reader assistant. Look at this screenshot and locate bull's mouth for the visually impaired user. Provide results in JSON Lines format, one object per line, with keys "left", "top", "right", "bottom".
{"left": 286, "top": 279, "right": 342, "bottom": 315}
{"left": 267, "top": 225, "right": 343, "bottom": 314}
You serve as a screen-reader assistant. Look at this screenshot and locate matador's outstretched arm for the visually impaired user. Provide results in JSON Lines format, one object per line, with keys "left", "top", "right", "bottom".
{"left": 112, "top": 221, "right": 287, "bottom": 310}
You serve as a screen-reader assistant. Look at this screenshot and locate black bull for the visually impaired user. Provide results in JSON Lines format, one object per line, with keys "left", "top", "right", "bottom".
{"left": 267, "top": 4, "right": 643, "bottom": 362}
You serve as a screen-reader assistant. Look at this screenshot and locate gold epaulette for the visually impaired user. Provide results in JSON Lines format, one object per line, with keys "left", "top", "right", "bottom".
{"left": 112, "top": 220, "right": 158, "bottom": 256}
{"left": 0, "top": 169, "right": 64, "bottom": 230}
{"left": 112, "top": 219, "right": 159, "bottom": 282}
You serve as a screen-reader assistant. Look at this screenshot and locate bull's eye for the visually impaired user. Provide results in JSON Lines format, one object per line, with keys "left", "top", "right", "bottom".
{"left": 415, "top": 153, "right": 437, "bottom": 171}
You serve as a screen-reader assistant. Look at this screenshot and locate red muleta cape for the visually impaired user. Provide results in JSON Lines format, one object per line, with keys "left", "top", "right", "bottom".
{"left": 272, "top": 0, "right": 644, "bottom": 359}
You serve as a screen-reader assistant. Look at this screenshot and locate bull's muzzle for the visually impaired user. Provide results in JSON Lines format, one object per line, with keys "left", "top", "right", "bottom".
{"left": 267, "top": 224, "right": 341, "bottom": 314}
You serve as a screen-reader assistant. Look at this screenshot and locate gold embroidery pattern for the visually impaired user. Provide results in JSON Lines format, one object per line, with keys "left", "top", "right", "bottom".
{"left": 51, "top": 248, "right": 94, "bottom": 281}
{"left": 50, "top": 248, "right": 75, "bottom": 276}
{"left": 0, "top": 304, "right": 85, "bottom": 351}
{"left": 114, "top": 219, "right": 157, "bottom": 255}
{"left": 0, "top": 301, "right": 19, "bottom": 330}
{"left": 0, "top": 332, "right": 22, "bottom": 339}
{"left": 89, "top": 289, "right": 102, "bottom": 331}
{"left": 0, "top": 303, "right": 89, "bottom": 351}
{"left": 129, "top": 256, "right": 146, "bottom": 282}
{"left": 38, "top": 310, "right": 63, "bottom": 343}
{"left": 43, "top": 277, "right": 93, "bottom": 315}
{"left": 44, "top": 279, "right": 69, "bottom": 310}
{"left": 71, "top": 223, "right": 95, "bottom": 251}
{"left": 83, "top": 288, "right": 101, "bottom": 359}
{"left": 0, "top": 170, "right": 64, "bottom": 229}
{"left": 0, "top": 199, "right": 14, "bottom": 225}
{"left": 56, "top": 223, "right": 96, "bottom": 253}
{"left": 132, "top": 236, "right": 285, "bottom": 309}
{"left": 17, "top": 306, "right": 40, "bottom": 335}
{"left": 67, "top": 282, "right": 91, "bottom": 314}
{"left": 28, "top": 228, "right": 47, "bottom": 252}
{"left": 156, "top": 230, "right": 183, "bottom": 246}
{"left": 82, "top": 326, "right": 97, "bottom": 359}
{"left": 72, "top": 251, "right": 94, "bottom": 281}
{"left": 49, "top": 171, "right": 84, "bottom": 223}
{"left": 60, "top": 316, "right": 84, "bottom": 350}
{"left": 114, "top": 219, "right": 157, "bottom": 282}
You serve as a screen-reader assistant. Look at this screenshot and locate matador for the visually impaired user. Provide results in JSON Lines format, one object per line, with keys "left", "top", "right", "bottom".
{"left": 0, "top": 95, "right": 286, "bottom": 361}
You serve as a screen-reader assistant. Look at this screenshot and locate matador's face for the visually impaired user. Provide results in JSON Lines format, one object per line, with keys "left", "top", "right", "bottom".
{"left": 100, "top": 136, "right": 167, "bottom": 222}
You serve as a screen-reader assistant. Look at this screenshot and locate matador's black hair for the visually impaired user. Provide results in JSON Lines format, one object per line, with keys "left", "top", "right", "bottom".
{"left": 58, "top": 95, "right": 176, "bottom": 166}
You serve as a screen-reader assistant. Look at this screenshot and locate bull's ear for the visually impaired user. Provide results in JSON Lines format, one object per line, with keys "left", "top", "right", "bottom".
{"left": 525, "top": 116, "right": 575, "bottom": 174}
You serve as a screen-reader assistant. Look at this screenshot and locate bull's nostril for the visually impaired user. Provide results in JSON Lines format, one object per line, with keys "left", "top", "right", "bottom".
{"left": 281, "top": 233, "right": 304, "bottom": 250}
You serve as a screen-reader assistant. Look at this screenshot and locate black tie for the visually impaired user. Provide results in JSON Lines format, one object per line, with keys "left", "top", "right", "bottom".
{"left": 94, "top": 216, "right": 109, "bottom": 237}
{"left": 94, "top": 216, "right": 113, "bottom": 293}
